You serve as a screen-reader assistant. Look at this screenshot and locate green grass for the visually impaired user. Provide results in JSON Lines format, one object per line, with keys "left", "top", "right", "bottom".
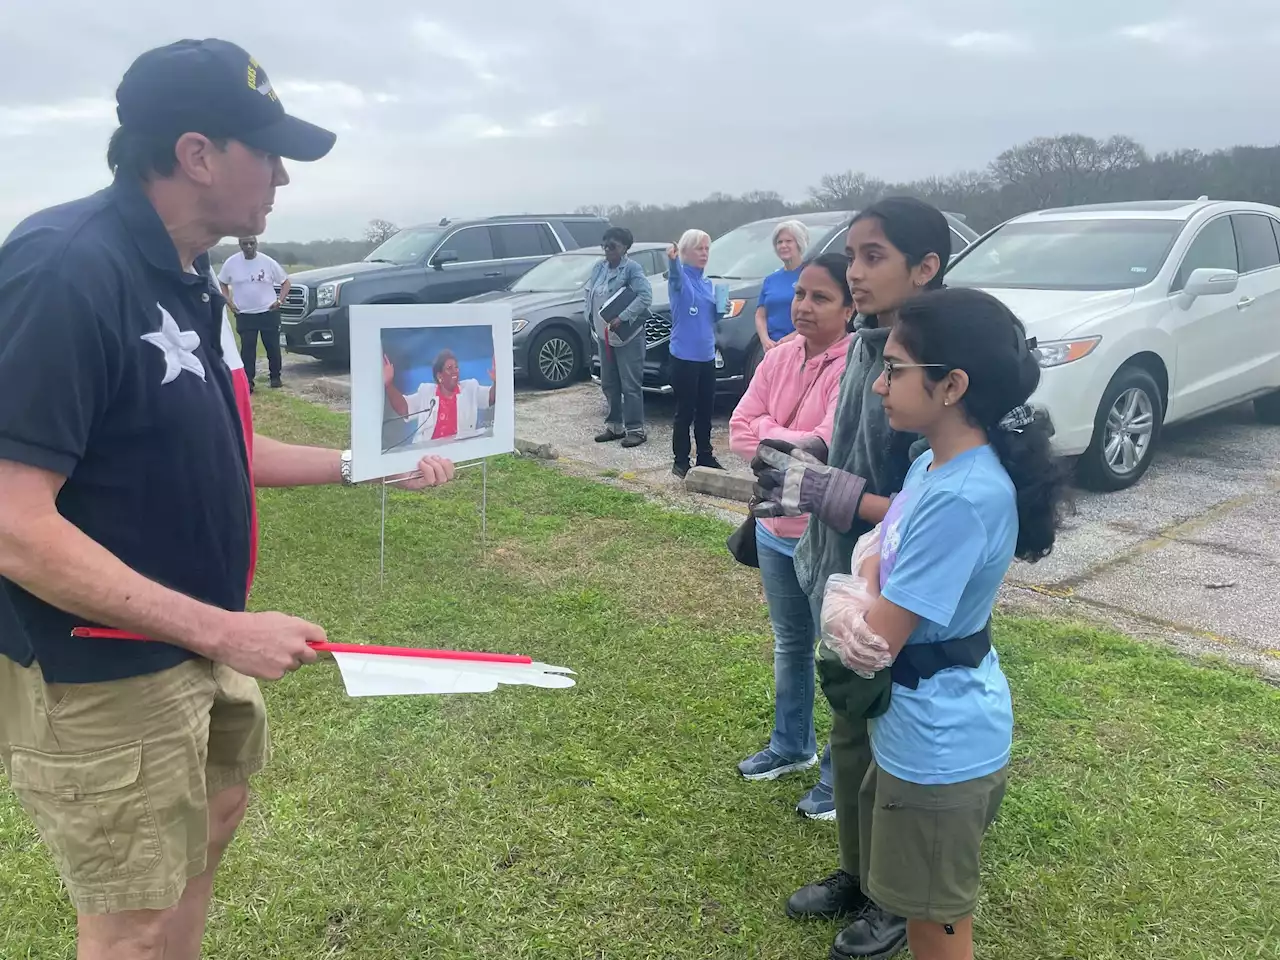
{"left": 2, "top": 392, "right": 1278, "bottom": 959}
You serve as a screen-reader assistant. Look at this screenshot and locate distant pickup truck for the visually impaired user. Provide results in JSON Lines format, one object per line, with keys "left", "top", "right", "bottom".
{"left": 280, "top": 214, "right": 610, "bottom": 364}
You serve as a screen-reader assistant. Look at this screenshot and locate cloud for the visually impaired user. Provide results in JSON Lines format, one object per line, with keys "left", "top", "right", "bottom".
{"left": 1, "top": 0, "right": 1279, "bottom": 241}
{"left": 1115, "top": 18, "right": 1210, "bottom": 53}
{"left": 275, "top": 80, "right": 400, "bottom": 110}
{"left": 410, "top": 19, "right": 507, "bottom": 84}
{"left": 946, "top": 30, "right": 1032, "bottom": 54}
{"left": 0, "top": 97, "right": 115, "bottom": 136}
{"left": 527, "top": 108, "right": 591, "bottom": 131}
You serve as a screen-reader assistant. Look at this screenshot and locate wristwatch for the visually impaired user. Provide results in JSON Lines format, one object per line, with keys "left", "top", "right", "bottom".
{"left": 340, "top": 449, "right": 355, "bottom": 486}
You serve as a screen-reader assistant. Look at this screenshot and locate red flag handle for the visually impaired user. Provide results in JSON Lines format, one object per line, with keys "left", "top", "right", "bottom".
{"left": 71, "top": 628, "right": 533, "bottom": 665}
{"left": 308, "top": 642, "right": 531, "bottom": 665}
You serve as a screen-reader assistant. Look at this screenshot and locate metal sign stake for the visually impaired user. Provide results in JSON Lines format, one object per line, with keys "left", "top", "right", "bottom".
{"left": 380, "top": 479, "right": 387, "bottom": 587}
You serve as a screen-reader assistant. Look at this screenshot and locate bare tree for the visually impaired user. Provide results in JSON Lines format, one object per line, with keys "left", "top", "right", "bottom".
{"left": 807, "top": 171, "right": 888, "bottom": 210}
{"left": 990, "top": 134, "right": 1149, "bottom": 207}
{"left": 364, "top": 219, "right": 399, "bottom": 246}
{"left": 209, "top": 136, "right": 1280, "bottom": 270}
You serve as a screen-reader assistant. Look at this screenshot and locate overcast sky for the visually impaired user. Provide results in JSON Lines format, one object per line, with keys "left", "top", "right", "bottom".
{"left": 3, "top": 0, "right": 1278, "bottom": 242}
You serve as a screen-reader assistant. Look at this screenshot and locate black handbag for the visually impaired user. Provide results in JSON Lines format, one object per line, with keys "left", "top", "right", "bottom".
{"left": 726, "top": 505, "right": 761, "bottom": 567}
{"left": 725, "top": 354, "right": 836, "bottom": 568}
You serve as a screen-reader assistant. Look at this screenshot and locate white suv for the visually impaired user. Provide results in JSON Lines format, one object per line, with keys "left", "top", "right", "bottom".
{"left": 945, "top": 200, "right": 1280, "bottom": 490}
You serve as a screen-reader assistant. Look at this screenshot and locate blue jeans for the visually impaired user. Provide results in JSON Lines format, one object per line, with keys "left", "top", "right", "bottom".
{"left": 599, "top": 334, "right": 646, "bottom": 436}
{"left": 758, "top": 534, "right": 834, "bottom": 788}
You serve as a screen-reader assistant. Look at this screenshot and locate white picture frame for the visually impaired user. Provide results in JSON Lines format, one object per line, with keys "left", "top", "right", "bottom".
{"left": 349, "top": 303, "right": 515, "bottom": 482}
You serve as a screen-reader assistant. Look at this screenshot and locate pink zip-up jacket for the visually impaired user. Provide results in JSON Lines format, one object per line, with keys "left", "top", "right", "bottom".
{"left": 729, "top": 333, "right": 851, "bottom": 540}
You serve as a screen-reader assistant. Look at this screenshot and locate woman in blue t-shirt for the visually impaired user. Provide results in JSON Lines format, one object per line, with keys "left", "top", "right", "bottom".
{"left": 822, "top": 286, "right": 1068, "bottom": 960}
{"left": 753, "top": 219, "right": 810, "bottom": 353}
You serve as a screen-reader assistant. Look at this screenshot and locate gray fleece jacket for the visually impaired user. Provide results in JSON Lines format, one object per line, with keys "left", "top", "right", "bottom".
{"left": 793, "top": 316, "right": 921, "bottom": 603}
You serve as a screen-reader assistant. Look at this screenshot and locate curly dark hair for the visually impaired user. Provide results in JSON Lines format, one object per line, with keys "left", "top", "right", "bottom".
{"left": 601, "top": 226, "right": 634, "bottom": 249}
{"left": 432, "top": 349, "right": 459, "bottom": 380}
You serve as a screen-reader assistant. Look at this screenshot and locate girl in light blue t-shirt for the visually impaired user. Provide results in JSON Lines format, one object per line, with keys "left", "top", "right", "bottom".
{"left": 823, "top": 286, "right": 1068, "bottom": 960}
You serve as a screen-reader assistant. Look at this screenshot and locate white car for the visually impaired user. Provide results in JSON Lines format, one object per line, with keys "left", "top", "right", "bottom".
{"left": 945, "top": 200, "right": 1280, "bottom": 490}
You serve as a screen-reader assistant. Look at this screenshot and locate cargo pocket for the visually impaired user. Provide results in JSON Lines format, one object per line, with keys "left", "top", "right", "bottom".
{"left": 8, "top": 740, "right": 161, "bottom": 884}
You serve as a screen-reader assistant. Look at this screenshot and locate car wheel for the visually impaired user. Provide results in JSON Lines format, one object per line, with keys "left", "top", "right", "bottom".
{"left": 527, "top": 327, "right": 581, "bottom": 390}
{"left": 1076, "top": 365, "right": 1163, "bottom": 492}
{"left": 744, "top": 341, "right": 765, "bottom": 385}
{"left": 1255, "top": 390, "right": 1280, "bottom": 424}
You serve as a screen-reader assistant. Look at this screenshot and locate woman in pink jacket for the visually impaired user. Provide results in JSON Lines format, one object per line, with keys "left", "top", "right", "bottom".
{"left": 729, "top": 252, "right": 853, "bottom": 819}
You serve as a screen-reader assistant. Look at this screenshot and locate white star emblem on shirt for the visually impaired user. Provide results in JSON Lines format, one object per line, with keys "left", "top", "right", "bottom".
{"left": 141, "top": 304, "right": 205, "bottom": 385}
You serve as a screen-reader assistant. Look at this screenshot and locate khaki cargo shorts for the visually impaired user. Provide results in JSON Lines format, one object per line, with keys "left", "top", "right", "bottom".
{"left": 0, "top": 656, "right": 269, "bottom": 915}
{"left": 858, "top": 758, "right": 1008, "bottom": 924}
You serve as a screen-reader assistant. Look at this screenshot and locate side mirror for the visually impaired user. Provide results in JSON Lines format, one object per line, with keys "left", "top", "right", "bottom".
{"left": 1182, "top": 267, "right": 1238, "bottom": 301}
{"left": 431, "top": 249, "right": 459, "bottom": 269}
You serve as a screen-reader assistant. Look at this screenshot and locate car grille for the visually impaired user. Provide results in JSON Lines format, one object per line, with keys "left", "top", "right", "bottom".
{"left": 645, "top": 313, "right": 672, "bottom": 347}
{"left": 281, "top": 284, "right": 310, "bottom": 321}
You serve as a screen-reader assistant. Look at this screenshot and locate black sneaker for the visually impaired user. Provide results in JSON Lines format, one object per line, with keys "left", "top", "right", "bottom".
{"left": 696, "top": 455, "right": 725, "bottom": 470}
{"left": 595, "top": 428, "right": 624, "bottom": 443}
{"left": 621, "top": 433, "right": 647, "bottom": 449}
{"left": 248, "top": 381, "right": 256, "bottom": 394}
{"left": 269, "top": 377, "right": 283, "bottom": 389}
{"left": 672, "top": 461, "right": 690, "bottom": 479}
{"left": 786, "top": 869, "right": 868, "bottom": 920}
{"left": 831, "top": 904, "right": 908, "bottom": 960}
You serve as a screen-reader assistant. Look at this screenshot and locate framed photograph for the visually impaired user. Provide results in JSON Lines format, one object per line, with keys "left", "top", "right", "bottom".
{"left": 349, "top": 303, "right": 514, "bottom": 482}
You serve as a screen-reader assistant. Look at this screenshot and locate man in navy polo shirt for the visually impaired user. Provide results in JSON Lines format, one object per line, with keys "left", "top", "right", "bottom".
{"left": 0, "top": 39, "right": 455, "bottom": 958}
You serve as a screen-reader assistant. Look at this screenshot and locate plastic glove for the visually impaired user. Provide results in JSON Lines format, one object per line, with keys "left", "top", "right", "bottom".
{"left": 851, "top": 524, "right": 882, "bottom": 578}
{"left": 820, "top": 573, "right": 893, "bottom": 679}
{"left": 750, "top": 439, "right": 866, "bottom": 531}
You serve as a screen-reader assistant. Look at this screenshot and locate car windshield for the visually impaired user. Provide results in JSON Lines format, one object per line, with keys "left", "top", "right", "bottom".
{"left": 364, "top": 227, "right": 446, "bottom": 265}
{"left": 510, "top": 253, "right": 602, "bottom": 292}
{"left": 705, "top": 217, "right": 844, "bottom": 280}
{"left": 945, "top": 219, "right": 1183, "bottom": 291}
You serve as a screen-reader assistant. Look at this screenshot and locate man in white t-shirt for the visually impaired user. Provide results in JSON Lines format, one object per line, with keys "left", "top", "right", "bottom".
{"left": 218, "top": 237, "right": 290, "bottom": 390}
{"left": 383, "top": 350, "right": 496, "bottom": 445}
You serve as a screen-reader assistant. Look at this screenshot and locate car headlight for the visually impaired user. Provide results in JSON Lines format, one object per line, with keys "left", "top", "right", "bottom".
{"left": 512, "top": 318, "right": 529, "bottom": 334}
{"left": 1034, "top": 337, "right": 1101, "bottom": 368}
{"left": 315, "top": 277, "right": 354, "bottom": 308}
{"left": 722, "top": 299, "right": 747, "bottom": 320}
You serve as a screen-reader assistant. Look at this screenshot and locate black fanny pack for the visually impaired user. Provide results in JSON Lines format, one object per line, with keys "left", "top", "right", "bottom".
{"left": 890, "top": 622, "right": 992, "bottom": 690}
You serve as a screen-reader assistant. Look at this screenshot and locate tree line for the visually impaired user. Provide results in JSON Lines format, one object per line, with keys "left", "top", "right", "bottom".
{"left": 212, "top": 134, "right": 1280, "bottom": 269}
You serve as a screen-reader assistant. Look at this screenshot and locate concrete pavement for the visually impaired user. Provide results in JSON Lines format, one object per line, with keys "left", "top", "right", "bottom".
{"left": 276, "top": 353, "right": 1280, "bottom": 681}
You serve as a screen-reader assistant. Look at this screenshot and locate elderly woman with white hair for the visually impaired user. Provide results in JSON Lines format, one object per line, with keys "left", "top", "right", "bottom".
{"left": 666, "top": 228, "right": 725, "bottom": 477}
{"left": 754, "top": 219, "right": 810, "bottom": 353}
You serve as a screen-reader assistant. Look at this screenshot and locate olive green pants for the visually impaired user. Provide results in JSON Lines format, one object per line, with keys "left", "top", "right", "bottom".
{"left": 817, "top": 653, "right": 891, "bottom": 874}
{"left": 859, "top": 759, "right": 1008, "bottom": 923}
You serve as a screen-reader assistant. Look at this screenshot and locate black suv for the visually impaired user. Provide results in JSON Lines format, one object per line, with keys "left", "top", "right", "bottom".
{"left": 592, "top": 210, "right": 979, "bottom": 394}
{"left": 280, "top": 214, "right": 609, "bottom": 363}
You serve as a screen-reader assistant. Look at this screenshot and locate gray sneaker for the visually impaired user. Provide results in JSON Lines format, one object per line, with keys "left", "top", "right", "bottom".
{"left": 796, "top": 782, "right": 836, "bottom": 821}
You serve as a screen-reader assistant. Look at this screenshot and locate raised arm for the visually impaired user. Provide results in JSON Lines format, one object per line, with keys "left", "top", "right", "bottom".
{"left": 383, "top": 353, "right": 409, "bottom": 418}
{"left": 666, "top": 243, "right": 683, "bottom": 298}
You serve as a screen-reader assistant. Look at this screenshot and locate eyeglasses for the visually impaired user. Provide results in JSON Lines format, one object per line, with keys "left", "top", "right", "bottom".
{"left": 882, "top": 359, "right": 949, "bottom": 386}
{"left": 601, "top": 242, "right": 623, "bottom": 252}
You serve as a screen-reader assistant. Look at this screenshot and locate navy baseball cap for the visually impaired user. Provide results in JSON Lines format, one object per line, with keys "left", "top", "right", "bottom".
{"left": 116, "top": 38, "right": 336, "bottom": 162}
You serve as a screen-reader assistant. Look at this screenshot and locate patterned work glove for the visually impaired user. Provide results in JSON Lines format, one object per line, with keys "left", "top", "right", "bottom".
{"left": 749, "top": 438, "right": 867, "bottom": 532}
